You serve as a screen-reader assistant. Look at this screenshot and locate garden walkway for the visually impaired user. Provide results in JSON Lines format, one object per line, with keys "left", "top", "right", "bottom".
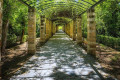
{"left": 10, "top": 30, "right": 113, "bottom": 80}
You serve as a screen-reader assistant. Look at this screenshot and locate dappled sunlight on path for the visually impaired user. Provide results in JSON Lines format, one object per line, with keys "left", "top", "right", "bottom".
{"left": 10, "top": 30, "right": 115, "bottom": 80}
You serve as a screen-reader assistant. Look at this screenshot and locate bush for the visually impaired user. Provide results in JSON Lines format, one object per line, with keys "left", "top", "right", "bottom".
{"left": 83, "top": 32, "right": 120, "bottom": 50}
{"left": 97, "top": 35, "right": 120, "bottom": 50}
{"left": 7, "top": 34, "right": 17, "bottom": 48}
{"left": 22, "top": 35, "right": 28, "bottom": 42}
{"left": 82, "top": 32, "right": 87, "bottom": 38}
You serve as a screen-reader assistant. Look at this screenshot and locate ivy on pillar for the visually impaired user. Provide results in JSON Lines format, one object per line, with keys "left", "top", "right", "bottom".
{"left": 40, "top": 16, "right": 45, "bottom": 43}
{"left": 87, "top": 8, "right": 96, "bottom": 56}
{"left": 76, "top": 16, "right": 83, "bottom": 44}
{"left": 28, "top": 7, "right": 36, "bottom": 54}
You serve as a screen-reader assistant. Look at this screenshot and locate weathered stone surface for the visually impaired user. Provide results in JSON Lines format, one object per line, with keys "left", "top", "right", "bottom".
{"left": 28, "top": 7, "right": 36, "bottom": 54}
{"left": 40, "top": 16, "right": 45, "bottom": 43}
{"left": 73, "top": 19, "right": 76, "bottom": 41}
{"left": 70, "top": 21, "right": 73, "bottom": 38}
{"left": 45, "top": 18, "right": 50, "bottom": 41}
{"left": 76, "top": 16, "right": 82, "bottom": 44}
{"left": 87, "top": 8, "right": 96, "bottom": 56}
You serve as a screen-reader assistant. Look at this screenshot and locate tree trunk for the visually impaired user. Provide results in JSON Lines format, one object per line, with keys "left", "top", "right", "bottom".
{"left": 2, "top": 20, "right": 9, "bottom": 55}
{"left": 20, "top": 27, "right": 25, "bottom": 44}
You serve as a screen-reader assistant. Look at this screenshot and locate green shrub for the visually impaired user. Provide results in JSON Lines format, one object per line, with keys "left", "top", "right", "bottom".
{"left": 83, "top": 32, "right": 120, "bottom": 50}
{"left": 7, "top": 34, "right": 17, "bottom": 48}
{"left": 82, "top": 32, "right": 87, "bottom": 38}
{"left": 22, "top": 35, "right": 28, "bottom": 42}
{"left": 97, "top": 35, "right": 120, "bottom": 50}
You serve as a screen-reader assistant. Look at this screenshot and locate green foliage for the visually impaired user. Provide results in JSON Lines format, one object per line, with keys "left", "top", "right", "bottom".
{"left": 95, "top": 0, "right": 120, "bottom": 37}
{"left": 7, "top": 34, "right": 17, "bottom": 48}
{"left": 22, "top": 35, "right": 28, "bottom": 42}
{"left": 83, "top": 32, "right": 120, "bottom": 50}
{"left": 82, "top": 32, "right": 87, "bottom": 38}
{"left": 97, "top": 35, "right": 120, "bottom": 50}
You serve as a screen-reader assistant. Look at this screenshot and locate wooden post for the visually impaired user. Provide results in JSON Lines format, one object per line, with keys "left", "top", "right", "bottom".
{"left": 28, "top": 7, "right": 36, "bottom": 54}
{"left": 77, "top": 16, "right": 83, "bottom": 44}
{"left": 40, "top": 16, "right": 45, "bottom": 43}
{"left": 87, "top": 8, "right": 96, "bottom": 56}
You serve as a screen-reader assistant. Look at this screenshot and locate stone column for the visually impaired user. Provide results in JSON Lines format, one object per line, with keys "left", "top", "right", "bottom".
{"left": 73, "top": 19, "right": 76, "bottom": 41}
{"left": 28, "top": 7, "right": 36, "bottom": 54}
{"left": 51, "top": 21, "right": 53, "bottom": 36}
{"left": 68, "top": 23, "right": 70, "bottom": 36}
{"left": 87, "top": 8, "right": 96, "bottom": 56}
{"left": 45, "top": 18, "right": 50, "bottom": 41}
{"left": 49, "top": 20, "right": 52, "bottom": 37}
{"left": 53, "top": 22, "right": 56, "bottom": 35}
{"left": 40, "top": 16, "right": 45, "bottom": 43}
{"left": 77, "top": 16, "right": 83, "bottom": 44}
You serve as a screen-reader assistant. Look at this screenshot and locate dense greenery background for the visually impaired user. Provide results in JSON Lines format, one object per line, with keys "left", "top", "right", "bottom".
{"left": 2, "top": 0, "right": 120, "bottom": 50}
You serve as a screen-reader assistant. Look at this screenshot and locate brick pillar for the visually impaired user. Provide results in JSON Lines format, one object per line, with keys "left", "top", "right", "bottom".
{"left": 28, "top": 7, "right": 36, "bottom": 54}
{"left": 73, "top": 19, "right": 76, "bottom": 41}
{"left": 68, "top": 23, "right": 70, "bottom": 36}
{"left": 51, "top": 21, "right": 53, "bottom": 36}
{"left": 67, "top": 24, "right": 69, "bottom": 35}
{"left": 40, "top": 16, "right": 45, "bottom": 43}
{"left": 87, "top": 8, "right": 96, "bottom": 56}
{"left": 49, "top": 20, "right": 52, "bottom": 37}
{"left": 0, "top": 0, "right": 3, "bottom": 60}
{"left": 45, "top": 18, "right": 49, "bottom": 41}
{"left": 77, "top": 16, "right": 83, "bottom": 44}
{"left": 53, "top": 22, "right": 55, "bottom": 35}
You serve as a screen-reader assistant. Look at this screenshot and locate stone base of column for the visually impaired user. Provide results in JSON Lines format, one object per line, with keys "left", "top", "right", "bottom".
{"left": 28, "top": 50, "right": 36, "bottom": 55}
{"left": 87, "top": 43, "right": 96, "bottom": 56}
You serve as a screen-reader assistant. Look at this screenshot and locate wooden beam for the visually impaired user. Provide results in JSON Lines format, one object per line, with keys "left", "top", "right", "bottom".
{"left": 79, "top": 0, "right": 105, "bottom": 16}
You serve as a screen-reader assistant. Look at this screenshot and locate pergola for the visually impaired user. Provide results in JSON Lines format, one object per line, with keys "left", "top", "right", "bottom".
{"left": 0, "top": 0, "right": 105, "bottom": 57}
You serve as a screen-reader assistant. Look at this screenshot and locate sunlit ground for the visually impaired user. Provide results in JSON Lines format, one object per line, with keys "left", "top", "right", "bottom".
{"left": 10, "top": 30, "right": 115, "bottom": 80}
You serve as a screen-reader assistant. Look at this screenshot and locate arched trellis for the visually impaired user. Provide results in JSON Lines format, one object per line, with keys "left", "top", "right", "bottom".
{"left": 0, "top": 0, "right": 105, "bottom": 56}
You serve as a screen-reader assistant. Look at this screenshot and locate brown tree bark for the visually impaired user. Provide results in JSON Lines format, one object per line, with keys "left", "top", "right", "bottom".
{"left": 20, "top": 27, "right": 25, "bottom": 44}
{"left": 1, "top": 20, "right": 9, "bottom": 55}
